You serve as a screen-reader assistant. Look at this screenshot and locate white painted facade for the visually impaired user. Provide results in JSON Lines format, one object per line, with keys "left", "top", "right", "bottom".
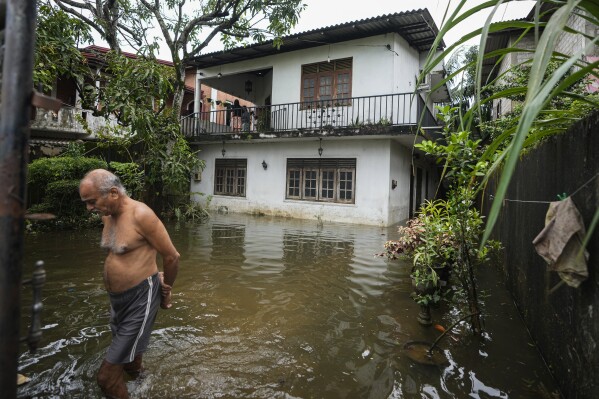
{"left": 196, "top": 33, "right": 429, "bottom": 125}
{"left": 191, "top": 136, "right": 439, "bottom": 226}
{"left": 190, "top": 30, "right": 441, "bottom": 226}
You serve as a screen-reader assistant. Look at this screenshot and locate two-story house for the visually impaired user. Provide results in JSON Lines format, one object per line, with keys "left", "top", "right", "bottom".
{"left": 183, "top": 9, "right": 449, "bottom": 226}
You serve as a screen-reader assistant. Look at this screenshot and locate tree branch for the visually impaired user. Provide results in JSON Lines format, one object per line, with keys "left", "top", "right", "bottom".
{"left": 139, "top": 0, "right": 176, "bottom": 57}
{"left": 53, "top": 0, "right": 103, "bottom": 36}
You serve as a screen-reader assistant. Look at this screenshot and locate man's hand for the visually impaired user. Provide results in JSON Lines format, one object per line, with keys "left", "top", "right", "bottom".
{"left": 158, "top": 272, "right": 173, "bottom": 309}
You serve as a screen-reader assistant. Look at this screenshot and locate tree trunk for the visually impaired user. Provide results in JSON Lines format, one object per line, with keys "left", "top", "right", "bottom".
{"left": 101, "top": 0, "right": 121, "bottom": 52}
{"left": 171, "top": 63, "right": 187, "bottom": 118}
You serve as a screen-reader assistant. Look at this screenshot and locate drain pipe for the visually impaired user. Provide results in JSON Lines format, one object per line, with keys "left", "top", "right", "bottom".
{"left": 0, "top": 0, "right": 37, "bottom": 397}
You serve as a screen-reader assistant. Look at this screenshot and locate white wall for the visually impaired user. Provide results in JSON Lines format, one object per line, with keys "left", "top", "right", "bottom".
{"left": 197, "top": 33, "right": 420, "bottom": 102}
{"left": 272, "top": 34, "right": 419, "bottom": 109}
{"left": 189, "top": 34, "right": 437, "bottom": 225}
{"left": 191, "top": 138, "right": 416, "bottom": 226}
{"left": 388, "top": 141, "right": 413, "bottom": 223}
{"left": 393, "top": 34, "right": 420, "bottom": 95}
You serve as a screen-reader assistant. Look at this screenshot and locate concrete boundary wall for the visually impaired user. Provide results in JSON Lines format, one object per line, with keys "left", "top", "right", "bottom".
{"left": 485, "top": 112, "right": 598, "bottom": 399}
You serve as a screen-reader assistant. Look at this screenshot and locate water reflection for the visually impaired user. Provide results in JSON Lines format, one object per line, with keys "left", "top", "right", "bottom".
{"left": 18, "top": 214, "right": 558, "bottom": 398}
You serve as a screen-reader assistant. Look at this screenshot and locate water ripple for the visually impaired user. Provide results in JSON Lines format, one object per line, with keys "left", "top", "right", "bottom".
{"left": 19, "top": 214, "right": 558, "bottom": 398}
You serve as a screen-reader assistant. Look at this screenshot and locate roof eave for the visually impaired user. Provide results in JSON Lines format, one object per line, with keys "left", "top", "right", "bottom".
{"left": 188, "top": 9, "right": 444, "bottom": 69}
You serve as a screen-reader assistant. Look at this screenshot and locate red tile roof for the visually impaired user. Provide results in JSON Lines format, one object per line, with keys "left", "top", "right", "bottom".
{"left": 80, "top": 45, "right": 174, "bottom": 66}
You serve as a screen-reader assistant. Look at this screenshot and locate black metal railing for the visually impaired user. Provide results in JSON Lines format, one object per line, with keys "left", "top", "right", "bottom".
{"left": 181, "top": 93, "right": 439, "bottom": 139}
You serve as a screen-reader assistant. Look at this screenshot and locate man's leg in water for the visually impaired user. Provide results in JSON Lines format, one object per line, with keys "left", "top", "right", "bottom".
{"left": 123, "top": 354, "right": 144, "bottom": 378}
{"left": 97, "top": 359, "right": 128, "bottom": 399}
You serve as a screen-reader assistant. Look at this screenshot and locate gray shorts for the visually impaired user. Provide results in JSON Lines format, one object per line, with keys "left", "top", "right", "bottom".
{"left": 106, "top": 273, "right": 160, "bottom": 364}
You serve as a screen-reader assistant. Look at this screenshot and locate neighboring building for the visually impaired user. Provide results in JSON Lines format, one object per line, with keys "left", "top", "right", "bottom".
{"left": 183, "top": 9, "right": 449, "bottom": 226}
{"left": 480, "top": 6, "right": 599, "bottom": 399}
{"left": 483, "top": 5, "right": 599, "bottom": 119}
{"left": 30, "top": 45, "right": 197, "bottom": 157}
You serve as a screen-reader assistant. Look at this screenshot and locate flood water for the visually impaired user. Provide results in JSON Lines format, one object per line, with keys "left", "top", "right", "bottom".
{"left": 18, "top": 213, "right": 559, "bottom": 398}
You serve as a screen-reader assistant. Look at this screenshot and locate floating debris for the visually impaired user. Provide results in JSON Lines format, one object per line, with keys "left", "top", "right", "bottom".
{"left": 24, "top": 213, "right": 56, "bottom": 221}
{"left": 17, "top": 374, "right": 30, "bottom": 386}
{"left": 433, "top": 324, "right": 446, "bottom": 333}
{"left": 403, "top": 341, "right": 448, "bottom": 366}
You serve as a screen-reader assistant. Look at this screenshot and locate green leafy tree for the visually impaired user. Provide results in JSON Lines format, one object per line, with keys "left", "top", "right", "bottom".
{"left": 30, "top": 2, "right": 205, "bottom": 218}
{"left": 87, "top": 50, "right": 204, "bottom": 211}
{"left": 445, "top": 45, "right": 494, "bottom": 134}
{"left": 89, "top": 50, "right": 177, "bottom": 124}
{"left": 52, "top": 0, "right": 306, "bottom": 116}
{"left": 34, "top": 2, "right": 92, "bottom": 93}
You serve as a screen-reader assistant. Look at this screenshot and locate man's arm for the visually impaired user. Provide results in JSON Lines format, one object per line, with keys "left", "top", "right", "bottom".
{"left": 136, "top": 204, "right": 180, "bottom": 308}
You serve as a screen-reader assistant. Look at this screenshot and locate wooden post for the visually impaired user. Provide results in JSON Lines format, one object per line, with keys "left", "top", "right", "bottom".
{"left": 0, "top": 0, "right": 37, "bottom": 397}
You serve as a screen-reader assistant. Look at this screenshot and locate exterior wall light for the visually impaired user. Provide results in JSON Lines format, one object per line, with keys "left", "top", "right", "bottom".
{"left": 221, "top": 140, "right": 226, "bottom": 157}
{"left": 245, "top": 80, "right": 253, "bottom": 95}
{"left": 217, "top": 72, "right": 222, "bottom": 78}
{"left": 318, "top": 138, "right": 323, "bottom": 157}
{"left": 262, "top": 160, "right": 268, "bottom": 170}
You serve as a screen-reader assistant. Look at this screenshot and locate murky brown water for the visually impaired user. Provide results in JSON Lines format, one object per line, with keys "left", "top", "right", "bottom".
{"left": 18, "top": 213, "right": 559, "bottom": 398}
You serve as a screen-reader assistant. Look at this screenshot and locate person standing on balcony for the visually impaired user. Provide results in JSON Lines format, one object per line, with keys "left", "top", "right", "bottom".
{"left": 79, "top": 169, "right": 179, "bottom": 399}
{"left": 241, "top": 106, "right": 251, "bottom": 132}
{"left": 231, "top": 99, "right": 242, "bottom": 131}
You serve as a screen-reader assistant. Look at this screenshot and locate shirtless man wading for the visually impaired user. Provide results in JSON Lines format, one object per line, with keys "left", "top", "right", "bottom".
{"left": 79, "top": 169, "right": 179, "bottom": 399}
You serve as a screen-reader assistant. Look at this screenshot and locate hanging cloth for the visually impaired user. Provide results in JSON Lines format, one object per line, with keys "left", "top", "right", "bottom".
{"left": 532, "top": 197, "right": 589, "bottom": 288}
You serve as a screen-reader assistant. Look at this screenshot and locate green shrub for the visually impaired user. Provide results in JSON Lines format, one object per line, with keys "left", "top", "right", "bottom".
{"left": 27, "top": 155, "right": 107, "bottom": 230}
{"left": 109, "top": 161, "right": 144, "bottom": 199}
{"left": 28, "top": 156, "right": 107, "bottom": 186}
{"left": 44, "top": 179, "right": 86, "bottom": 216}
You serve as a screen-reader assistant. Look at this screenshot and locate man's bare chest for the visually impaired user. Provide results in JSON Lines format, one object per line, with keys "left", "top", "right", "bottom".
{"left": 101, "top": 218, "right": 144, "bottom": 254}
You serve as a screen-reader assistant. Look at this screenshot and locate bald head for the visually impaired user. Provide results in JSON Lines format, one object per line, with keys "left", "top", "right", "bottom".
{"left": 81, "top": 169, "right": 126, "bottom": 196}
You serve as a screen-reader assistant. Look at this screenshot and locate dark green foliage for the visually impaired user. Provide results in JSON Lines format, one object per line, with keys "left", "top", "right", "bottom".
{"left": 418, "top": 0, "right": 599, "bottom": 248}
{"left": 35, "top": 2, "right": 92, "bottom": 93}
{"left": 109, "top": 161, "right": 145, "bottom": 199}
{"left": 480, "top": 62, "right": 599, "bottom": 143}
{"left": 27, "top": 179, "right": 102, "bottom": 231}
{"left": 33, "top": 179, "right": 84, "bottom": 214}
{"left": 88, "top": 51, "right": 177, "bottom": 125}
{"left": 86, "top": 51, "right": 204, "bottom": 211}
{"left": 28, "top": 156, "right": 107, "bottom": 187}
{"left": 27, "top": 152, "right": 107, "bottom": 230}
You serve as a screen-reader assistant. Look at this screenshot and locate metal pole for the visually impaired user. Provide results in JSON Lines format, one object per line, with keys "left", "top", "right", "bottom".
{"left": 0, "top": 0, "right": 37, "bottom": 397}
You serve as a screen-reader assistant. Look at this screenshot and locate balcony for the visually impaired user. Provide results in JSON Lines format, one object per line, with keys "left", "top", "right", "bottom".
{"left": 181, "top": 93, "right": 439, "bottom": 141}
{"left": 30, "top": 104, "right": 112, "bottom": 138}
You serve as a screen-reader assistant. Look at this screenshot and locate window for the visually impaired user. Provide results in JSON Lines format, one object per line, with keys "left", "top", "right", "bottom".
{"left": 286, "top": 158, "right": 356, "bottom": 203}
{"left": 215, "top": 159, "right": 246, "bottom": 196}
{"left": 301, "top": 58, "right": 352, "bottom": 107}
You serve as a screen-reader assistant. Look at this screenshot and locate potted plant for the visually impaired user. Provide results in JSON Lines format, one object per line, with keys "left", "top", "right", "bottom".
{"left": 381, "top": 199, "right": 459, "bottom": 325}
{"left": 410, "top": 200, "right": 457, "bottom": 324}
{"left": 381, "top": 216, "right": 424, "bottom": 260}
